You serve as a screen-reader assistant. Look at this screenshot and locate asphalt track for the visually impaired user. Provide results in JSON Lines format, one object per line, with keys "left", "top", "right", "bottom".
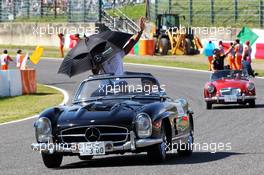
{"left": 1, "top": 58, "right": 264, "bottom": 175}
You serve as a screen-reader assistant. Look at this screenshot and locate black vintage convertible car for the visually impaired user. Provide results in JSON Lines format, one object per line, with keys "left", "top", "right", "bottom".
{"left": 31, "top": 72, "right": 194, "bottom": 168}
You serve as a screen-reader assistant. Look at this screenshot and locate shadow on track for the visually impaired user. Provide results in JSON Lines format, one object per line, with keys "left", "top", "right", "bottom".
{"left": 32, "top": 92, "right": 56, "bottom": 96}
{"left": 212, "top": 104, "right": 264, "bottom": 110}
{"left": 59, "top": 152, "right": 243, "bottom": 169}
{"left": 47, "top": 81, "right": 76, "bottom": 86}
{"left": 255, "top": 104, "right": 264, "bottom": 108}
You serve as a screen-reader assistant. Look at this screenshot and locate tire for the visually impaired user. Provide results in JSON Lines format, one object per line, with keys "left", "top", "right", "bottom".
{"left": 147, "top": 123, "right": 167, "bottom": 163}
{"left": 153, "top": 36, "right": 159, "bottom": 53}
{"left": 185, "top": 38, "right": 192, "bottom": 55}
{"left": 78, "top": 155, "right": 93, "bottom": 161}
{"left": 42, "top": 153, "right": 63, "bottom": 168}
{"left": 159, "top": 38, "right": 169, "bottom": 55}
{"left": 249, "top": 100, "right": 256, "bottom": 108}
{"left": 206, "top": 102, "right": 212, "bottom": 110}
{"left": 177, "top": 130, "right": 194, "bottom": 157}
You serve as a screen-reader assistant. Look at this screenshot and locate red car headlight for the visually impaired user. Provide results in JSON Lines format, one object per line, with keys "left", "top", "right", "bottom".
{"left": 247, "top": 83, "right": 255, "bottom": 92}
{"left": 207, "top": 85, "right": 215, "bottom": 94}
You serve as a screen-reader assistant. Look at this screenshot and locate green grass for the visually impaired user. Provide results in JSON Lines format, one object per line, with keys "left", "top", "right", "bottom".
{"left": 0, "top": 84, "right": 63, "bottom": 123}
{"left": 124, "top": 56, "right": 264, "bottom": 77}
{"left": 256, "top": 70, "right": 264, "bottom": 77}
{"left": 0, "top": 45, "right": 68, "bottom": 58}
{"left": 107, "top": 4, "right": 145, "bottom": 20}
{"left": 124, "top": 56, "right": 208, "bottom": 70}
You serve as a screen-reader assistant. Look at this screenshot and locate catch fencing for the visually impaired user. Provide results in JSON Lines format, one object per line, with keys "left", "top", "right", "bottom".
{"left": 0, "top": 0, "right": 100, "bottom": 22}
{"left": 148, "top": 0, "right": 264, "bottom": 28}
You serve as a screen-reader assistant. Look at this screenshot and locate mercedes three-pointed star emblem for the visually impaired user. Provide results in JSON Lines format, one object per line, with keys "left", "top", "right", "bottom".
{"left": 85, "top": 127, "right": 100, "bottom": 142}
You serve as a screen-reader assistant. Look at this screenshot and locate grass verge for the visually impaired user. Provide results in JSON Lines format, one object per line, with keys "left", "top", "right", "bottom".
{"left": 106, "top": 4, "right": 145, "bottom": 20}
{"left": 124, "top": 56, "right": 208, "bottom": 70}
{"left": 124, "top": 56, "right": 264, "bottom": 77}
{"left": 0, "top": 84, "right": 63, "bottom": 123}
{"left": 0, "top": 44, "right": 69, "bottom": 58}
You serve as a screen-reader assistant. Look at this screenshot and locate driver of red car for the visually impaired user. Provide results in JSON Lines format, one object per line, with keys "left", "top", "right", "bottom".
{"left": 212, "top": 47, "right": 233, "bottom": 72}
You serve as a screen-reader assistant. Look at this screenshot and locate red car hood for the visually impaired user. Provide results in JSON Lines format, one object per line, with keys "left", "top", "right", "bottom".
{"left": 212, "top": 79, "right": 249, "bottom": 91}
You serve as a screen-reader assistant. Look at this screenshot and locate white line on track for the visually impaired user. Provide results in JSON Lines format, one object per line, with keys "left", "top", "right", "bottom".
{"left": 43, "top": 85, "right": 69, "bottom": 106}
{"left": 125, "top": 62, "right": 210, "bottom": 73}
{"left": 0, "top": 85, "right": 69, "bottom": 126}
{"left": 125, "top": 62, "right": 264, "bottom": 80}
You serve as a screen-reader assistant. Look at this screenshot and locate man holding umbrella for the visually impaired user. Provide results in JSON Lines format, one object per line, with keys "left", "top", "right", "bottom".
{"left": 93, "top": 17, "right": 145, "bottom": 75}
{"left": 58, "top": 17, "right": 145, "bottom": 78}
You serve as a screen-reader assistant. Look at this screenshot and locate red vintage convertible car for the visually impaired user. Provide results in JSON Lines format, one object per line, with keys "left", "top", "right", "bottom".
{"left": 204, "top": 70, "right": 256, "bottom": 109}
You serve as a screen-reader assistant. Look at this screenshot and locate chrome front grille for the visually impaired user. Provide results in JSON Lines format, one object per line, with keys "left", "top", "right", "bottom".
{"left": 220, "top": 88, "right": 241, "bottom": 96}
{"left": 59, "top": 125, "right": 129, "bottom": 144}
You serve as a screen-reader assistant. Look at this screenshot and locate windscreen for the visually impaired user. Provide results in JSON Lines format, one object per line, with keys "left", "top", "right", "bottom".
{"left": 211, "top": 70, "right": 248, "bottom": 81}
{"left": 75, "top": 77, "right": 160, "bottom": 102}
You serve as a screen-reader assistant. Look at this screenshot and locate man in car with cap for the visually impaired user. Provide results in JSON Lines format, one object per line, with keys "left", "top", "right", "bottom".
{"left": 211, "top": 47, "right": 233, "bottom": 72}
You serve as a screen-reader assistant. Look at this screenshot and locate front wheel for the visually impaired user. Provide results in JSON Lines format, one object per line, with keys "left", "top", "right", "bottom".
{"left": 147, "top": 124, "right": 167, "bottom": 163}
{"left": 177, "top": 130, "right": 194, "bottom": 157}
{"left": 159, "top": 38, "right": 169, "bottom": 55}
{"left": 206, "top": 102, "right": 212, "bottom": 110}
{"left": 249, "top": 100, "right": 256, "bottom": 108}
{"left": 42, "top": 153, "right": 63, "bottom": 168}
{"left": 153, "top": 36, "right": 159, "bottom": 53}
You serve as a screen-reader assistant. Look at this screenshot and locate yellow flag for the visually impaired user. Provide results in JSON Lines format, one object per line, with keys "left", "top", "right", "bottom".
{"left": 30, "top": 46, "right": 44, "bottom": 64}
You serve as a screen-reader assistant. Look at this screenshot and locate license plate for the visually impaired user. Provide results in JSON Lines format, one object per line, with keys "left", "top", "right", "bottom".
{"left": 224, "top": 95, "right": 237, "bottom": 102}
{"left": 78, "top": 142, "right": 105, "bottom": 156}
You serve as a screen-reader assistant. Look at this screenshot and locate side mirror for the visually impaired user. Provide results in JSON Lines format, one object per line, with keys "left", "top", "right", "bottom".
{"left": 188, "top": 108, "right": 194, "bottom": 115}
{"left": 160, "top": 92, "right": 168, "bottom": 101}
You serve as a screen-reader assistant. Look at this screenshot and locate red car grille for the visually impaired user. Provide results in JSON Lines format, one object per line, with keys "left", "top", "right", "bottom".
{"left": 220, "top": 88, "right": 241, "bottom": 96}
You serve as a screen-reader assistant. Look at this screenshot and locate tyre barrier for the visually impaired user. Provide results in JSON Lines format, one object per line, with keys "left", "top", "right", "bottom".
{"left": 130, "top": 39, "right": 155, "bottom": 56}
{"left": 139, "top": 39, "right": 155, "bottom": 56}
{"left": 21, "top": 69, "right": 37, "bottom": 94}
{"left": 255, "top": 43, "right": 264, "bottom": 59}
{"left": 0, "top": 69, "right": 36, "bottom": 97}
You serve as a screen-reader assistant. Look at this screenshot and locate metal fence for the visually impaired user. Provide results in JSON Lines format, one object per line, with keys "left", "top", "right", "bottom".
{"left": 68, "top": 0, "right": 100, "bottom": 22}
{"left": 148, "top": 0, "right": 264, "bottom": 28}
{"left": 1, "top": 0, "right": 263, "bottom": 28}
{"left": 0, "top": 0, "right": 102, "bottom": 22}
{"left": 0, "top": 0, "right": 144, "bottom": 22}
{"left": 0, "top": 0, "right": 69, "bottom": 21}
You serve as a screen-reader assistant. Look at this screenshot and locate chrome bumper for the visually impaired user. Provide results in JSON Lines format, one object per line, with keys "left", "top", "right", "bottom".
{"left": 205, "top": 95, "right": 256, "bottom": 103}
{"left": 31, "top": 131, "right": 162, "bottom": 154}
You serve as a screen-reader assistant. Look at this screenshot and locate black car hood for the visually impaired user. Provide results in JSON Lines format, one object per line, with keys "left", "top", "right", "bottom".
{"left": 57, "top": 101, "right": 143, "bottom": 129}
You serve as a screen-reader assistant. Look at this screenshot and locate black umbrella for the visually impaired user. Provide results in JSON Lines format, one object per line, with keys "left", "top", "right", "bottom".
{"left": 58, "top": 31, "right": 132, "bottom": 77}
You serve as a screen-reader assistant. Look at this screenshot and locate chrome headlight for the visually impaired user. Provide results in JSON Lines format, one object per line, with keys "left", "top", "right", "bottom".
{"left": 135, "top": 113, "right": 152, "bottom": 138}
{"left": 247, "top": 83, "right": 255, "bottom": 91}
{"left": 34, "top": 117, "right": 52, "bottom": 143}
{"left": 207, "top": 85, "right": 215, "bottom": 94}
{"left": 234, "top": 88, "right": 241, "bottom": 96}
